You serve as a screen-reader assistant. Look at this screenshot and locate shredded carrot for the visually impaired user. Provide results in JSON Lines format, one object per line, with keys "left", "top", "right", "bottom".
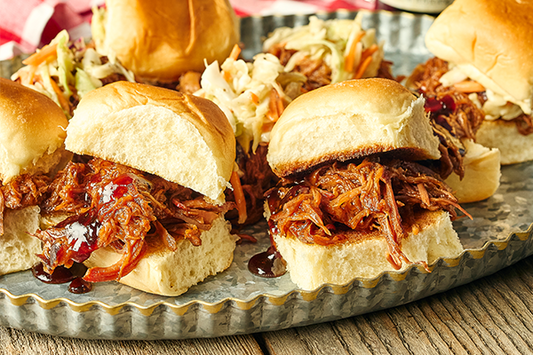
{"left": 262, "top": 121, "right": 275, "bottom": 134}
{"left": 453, "top": 80, "right": 485, "bottom": 93}
{"left": 223, "top": 70, "right": 231, "bottom": 82}
{"left": 353, "top": 56, "right": 373, "bottom": 79}
{"left": 230, "top": 171, "right": 248, "bottom": 224}
{"left": 360, "top": 44, "right": 379, "bottom": 64}
{"left": 49, "top": 79, "right": 70, "bottom": 112}
{"left": 275, "top": 91, "right": 284, "bottom": 117}
{"left": 267, "top": 88, "right": 280, "bottom": 121}
{"left": 344, "top": 31, "right": 366, "bottom": 72}
{"left": 229, "top": 44, "right": 241, "bottom": 61}
{"left": 250, "top": 92, "right": 259, "bottom": 105}
{"left": 266, "top": 88, "right": 284, "bottom": 122}
{"left": 22, "top": 43, "right": 58, "bottom": 66}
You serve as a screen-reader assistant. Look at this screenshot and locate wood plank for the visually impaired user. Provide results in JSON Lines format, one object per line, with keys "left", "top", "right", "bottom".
{"left": 385, "top": 306, "right": 440, "bottom": 355}
{"left": 331, "top": 318, "right": 379, "bottom": 355}
{"left": 417, "top": 298, "right": 473, "bottom": 354}
{"left": 263, "top": 323, "right": 352, "bottom": 355}
{"left": 356, "top": 312, "right": 410, "bottom": 355}
{"left": 404, "top": 302, "right": 465, "bottom": 355}
{"left": 261, "top": 328, "right": 311, "bottom": 355}
{"left": 0, "top": 326, "right": 263, "bottom": 355}
{"left": 473, "top": 277, "right": 533, "bottom": 353}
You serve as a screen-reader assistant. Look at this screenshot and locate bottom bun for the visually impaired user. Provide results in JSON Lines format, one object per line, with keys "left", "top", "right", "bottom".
{"left": 445, "top": 139, "right": 500, "bottom": 203}
{"left": 0, "top": 206, "right": 41, "bottom": 275}
{"left": 84, "top": 215, "right": 237, "bottom": 296}
{"left": 273, "top": 210, "right": 463, "bottom": 290}
{"left": 475, "top": 119, "right": 533, "bottom": 165}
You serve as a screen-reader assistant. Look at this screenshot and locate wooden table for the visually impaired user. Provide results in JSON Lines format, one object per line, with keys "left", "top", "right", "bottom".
{"left": 1, "top": 255, "right": 531, "bottom": 355}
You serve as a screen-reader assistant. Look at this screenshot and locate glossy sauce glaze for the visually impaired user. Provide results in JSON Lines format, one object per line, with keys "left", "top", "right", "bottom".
{"left": 32, "top": 262, "right": 92, "bottom": 294}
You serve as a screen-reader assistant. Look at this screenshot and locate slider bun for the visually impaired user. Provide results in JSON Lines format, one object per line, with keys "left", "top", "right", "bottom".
{"left": 0, "top": 207, "right": 41, "bottom": 275}
{"left": 272, "top": 210, "right": 463, "bottom": 290}
{"left": 84, "top": 215, "right": 236, "bottom": 296}
{"left": 0, "top": 78, "right": 68, "bottom": 183}
{"left": 101, "top": 0, "right": 240, "bottom": 82}
{"left": 267, "top": 78, "right": 441, "bottom": 177}
{"left": 475, "top": 119, "right": 533, "bottom": 165}
{"left": 66, "top": 82, "right": 235, "bottom": 204}
{"left": 444, "top": 139, "right": 501, "bottom": 203}
{"left": 425, "top": 0, "right": 533, "bottom": 109}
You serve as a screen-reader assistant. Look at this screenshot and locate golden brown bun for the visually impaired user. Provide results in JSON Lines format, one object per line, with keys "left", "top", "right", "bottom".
{"left": 0, "top": 78, "right": 68, "bottom": 183}
{"left": 66, "top": 81, "right": 235, "bottom": 204}
{"left": 272, "top": 210, "right": 463, "bottom": 290}
{"left": 425, "top": 0, "right": 533, "bottom": 111}
{"left": 444, "top": 139, "right": 501, "bottom": 203}
{"left": 0, "top": 207, "right": 41, "bottom": 276}
{"left": 100, "top": 0, "right": 240, "bottom": 82}
{"left": 267, "top": 78, "right": 441, "bottom": 177}
{"left": 475, "top": 119, "right": 533, "bottom": 165}
{"left": 84, "top": 215, "right": 237, "bottom": 296}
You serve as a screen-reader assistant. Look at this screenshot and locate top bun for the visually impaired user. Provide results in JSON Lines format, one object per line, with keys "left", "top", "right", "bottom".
{"left": 66, "top": 81, "right": 235, "bottom": 204}
{"left": 425, "top": 0, "right": 533, "bottom": 112}
{"left": 99, "top": 0, "right": 240, "bottom": 82}
{"left": 267, "top": 78, "right": 441, "bottom": 177}
{"left": 0, "top": 78, "right": 68, "bottom": 183}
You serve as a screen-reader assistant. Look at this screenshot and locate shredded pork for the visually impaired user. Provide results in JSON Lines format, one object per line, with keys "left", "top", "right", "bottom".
{"left": 0, "top": 174, "right": 51, "bottom": 236}
{"left": 226, "top": 144, "right": 279, "bottom": 225}
{"left": 267, "top": 158, "right": 468, "bottom": 270}
{"left": 36, "top": 158, "right": 234, "bottom": 282}
{"left": 408, "top": 58, "right": 486, "bottom": 179}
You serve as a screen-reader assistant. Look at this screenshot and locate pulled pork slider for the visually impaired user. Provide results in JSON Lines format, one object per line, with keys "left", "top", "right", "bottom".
{"left": 406, "top": 58, "right": 501, "bottom": 203}
{"left": 265, "top": 78, "right": 465, "bottom": 290}
{"left": 0, "top": 78, "right": 69, "bottom": 275}
{"left": 92, "top": 0, "right": 240, "bottom": 84}
{"left": 420, "top": 0, "right": 533, "bottom": 166}
{"left": 36, "top": 81, "right": 237, "bottom": 296}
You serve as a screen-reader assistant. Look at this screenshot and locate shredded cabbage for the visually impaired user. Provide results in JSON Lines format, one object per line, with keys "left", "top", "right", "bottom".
{"left": 196, "top": 53, "right": 287, "bottom": 153}
{"left": 55, "top": 30, "right": 74, "bottom": 96}
{"left": 262, "top": 14, "right": 384, "bottom": 83}
{"left": 75, "top": 68, "right": 99, "bottom": 98}
{"left": 11, "top": 23, "right": 135, "bottom": 118}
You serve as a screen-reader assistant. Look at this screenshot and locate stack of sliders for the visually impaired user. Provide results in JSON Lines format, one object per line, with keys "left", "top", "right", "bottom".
{"left": 0, "top": 78, "right": 69, "bottom": 275}
{"left": 92, "top": 0, "right": 240, "bottom": 88}
{"left": 410, "top": 0, "right": 533, "bottom": 167}
{"left": 35, "top": 81, "right": 238, "bottom": 296}
{"left": 265, "top": 78, "right": 466, "bottom": 290}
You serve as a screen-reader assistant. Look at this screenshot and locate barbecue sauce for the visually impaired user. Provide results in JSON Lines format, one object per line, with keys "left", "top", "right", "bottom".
{"left": 32, "top": 262, "right": 92, "bottom": 294}
{"left": 247, "top": 200, "right": 287, "bottom": 278}
{"left": 248, "top": 246, "right": 286, "bottom": 278}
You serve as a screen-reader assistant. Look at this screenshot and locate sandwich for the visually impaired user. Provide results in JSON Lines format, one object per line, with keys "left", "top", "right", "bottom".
{"left": 35, "top": 81, "right": 238, "bottom": 296}
{"left": 265, "top": 78, "right": 466, "bottom": 290}
{"left": 92, "top": 0, "right": 240, "bottom": 85}
{"left": 12, "top": 30, "right": 135, "bottom": 118}
{"left": 195, "top": 15, "right": 397, "bottom": 224}
{"left": 412, "top": 0, "right": 532, "bottom": 166}
{"left": 0, "top": 78, "right": 69, "bottom": 275}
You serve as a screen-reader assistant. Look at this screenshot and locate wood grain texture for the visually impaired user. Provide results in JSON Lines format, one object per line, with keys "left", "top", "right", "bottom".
{"left": 0, "top": 327, "right": 263, "bottom": 355}
{"left": 1, "top": 256, "right": 532, "bottom": 355}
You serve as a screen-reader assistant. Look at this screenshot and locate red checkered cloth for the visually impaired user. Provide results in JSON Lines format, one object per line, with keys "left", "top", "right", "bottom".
{"left": 0, "top": 0, "right": 377, "bottom": 61}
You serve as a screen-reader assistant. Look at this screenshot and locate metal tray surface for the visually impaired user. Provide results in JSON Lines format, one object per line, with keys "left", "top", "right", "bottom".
{"left": 1, "top": 10, "right": 532, "bottom": 340}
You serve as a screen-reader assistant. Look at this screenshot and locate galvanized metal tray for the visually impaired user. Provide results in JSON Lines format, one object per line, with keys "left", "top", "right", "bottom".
{"left": 1, "top": 10, "right": 532, "bottom": 340}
